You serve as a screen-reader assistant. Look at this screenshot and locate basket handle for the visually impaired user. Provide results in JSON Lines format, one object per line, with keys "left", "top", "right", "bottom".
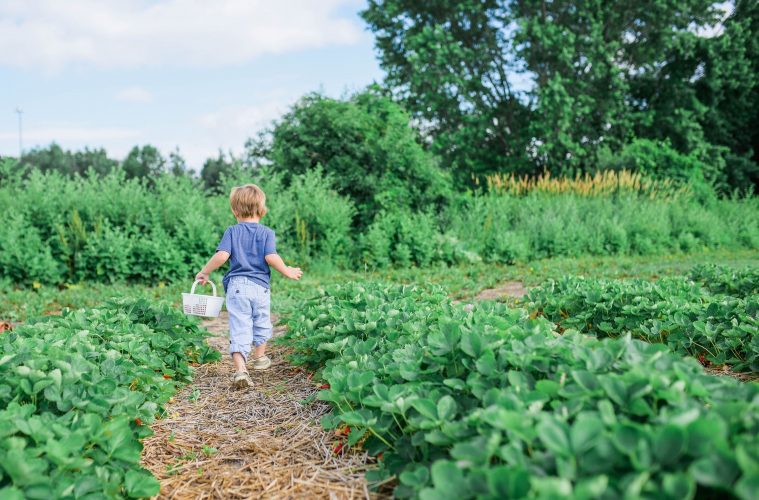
{"left": 191, "top": 280, "right": 218, "bottom": 296}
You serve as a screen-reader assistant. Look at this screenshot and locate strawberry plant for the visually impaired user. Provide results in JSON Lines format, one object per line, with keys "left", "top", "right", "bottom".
{"left": 282, "top": 282, "right": 759, "bottom": 499}
{"left": 527, "top": 274, "right": 759, "bottom": 372}
{"left": 0, "top": 298, "right": 219, "bottom": 499}
{"left": 689, "top": 264, "right": 759, "bottom": 298}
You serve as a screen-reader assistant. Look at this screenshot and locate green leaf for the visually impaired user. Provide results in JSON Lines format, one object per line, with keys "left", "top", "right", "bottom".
{"left": 437, "top": 396, "right": 457, "bottom": 421}
{"left": 460, "top": 331, "right": 482, "bottom": 358}
{"left": 537, "top": 416, "right": 571, "bottom": 456}
{"left": 653, "top": 425, "right": 686, "bottom": 466}
{"left": 736, "top": 475, "right": 759, "bottom": 500}
{"left": 570, "top": 413, "right": 603, "bottom": 454}
{"left": 574, "top": 475, "right": 608, "bottom": 499}
{"left": 535, "top": 379, "right": 559, "bottom": 397}
{"left": 427, "top": 460, "right": 468, "bottom": 499}
{"left": 571, "top": 370, "right": 599, "bottom": 391}
{"left": 662, "top": 472, "right": 696, "bottom": 500}
{"left": 475, "top": 350, "right": 497, "bottom": 376}
{"left": 487, "top": 466, "right": 530, "bottom": 498}
{"left": 412, "top": 399, "right": 439, "bottom": 421}
{"left": 399, "top": 466, "right": 429, "bottom": 488}
{"left": 443, "top": 378, "right": 466, "bottom": 391}
{"left": 690, "top": 453, "right": 739, "bottom": 488}
{"left": 597, "top": 399, "right": 617, "bottom": 426}
{"left": 339, "top": 410, "right": 373, "bottom": 427}
{"left": 347, "top": 427, "right": 366, "bottom": 446}
{"left": 124, "top": 469, "right": 160, "bottom": 498}
{"left": 0, "top": 486, "right": 25, "bottom": 500}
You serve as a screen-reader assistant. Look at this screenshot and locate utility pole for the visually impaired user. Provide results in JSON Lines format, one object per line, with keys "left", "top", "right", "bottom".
{"left": 15, "top": 107, "right": 23, "bottom": 158}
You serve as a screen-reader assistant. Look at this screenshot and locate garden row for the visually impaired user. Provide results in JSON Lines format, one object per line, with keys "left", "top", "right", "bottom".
{"left": 2, "top": 165, "right": 759, "bottom": 287}
{"left": 281, "top": 282, "right": 758, "bottom": 499}
{"left": 527, "top": 265, "right": 759, "bottom": 372}
{"left": 0, "top": 299, "right": 219, "bottom": 499}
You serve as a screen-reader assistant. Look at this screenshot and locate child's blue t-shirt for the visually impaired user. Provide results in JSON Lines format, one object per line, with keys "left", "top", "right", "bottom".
{"left": 216, "top": 222, "right": 277, "bottom": 291}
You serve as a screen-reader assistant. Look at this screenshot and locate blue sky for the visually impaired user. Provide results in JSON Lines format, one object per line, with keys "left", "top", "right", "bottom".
{"left": 0, "top": 0, "right": 383, "bottom": 168}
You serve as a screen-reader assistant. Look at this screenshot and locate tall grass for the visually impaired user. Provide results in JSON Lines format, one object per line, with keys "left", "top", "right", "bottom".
{"left": 1, "top": 160, "right": 757, "bottom": 286}
{"left": 447, "top": 191, "right": 759, "bottom": 263}
{"left": 484, "top": 169, "right": 690, "bottom": 199}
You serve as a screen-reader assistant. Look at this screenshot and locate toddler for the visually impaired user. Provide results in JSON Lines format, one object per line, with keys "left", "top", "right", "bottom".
{"left": 195, "top": 184, "right": 303, "bottom": 389}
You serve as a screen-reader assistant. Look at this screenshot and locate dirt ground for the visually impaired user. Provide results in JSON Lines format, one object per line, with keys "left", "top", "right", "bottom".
{"left": 141, "top": 313, "right": 377, "bottom": 499}
{"left": 473, "top": 281, "right": 528, "bottom": 301}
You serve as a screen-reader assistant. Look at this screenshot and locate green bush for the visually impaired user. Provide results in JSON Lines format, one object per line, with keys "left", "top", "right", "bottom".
{"left": 448, "top": 192, "right": 759, "bottom": 263}
{"left": 1, "top": 158, "right": 758, "bottom": 286}
{"left": 689, "top": 264, "right": 759, "bottom": 298}
{"left": 360, "top": 210, "right": 445, "bottom": 268}
{"left": 282, "top": 282, "right": 759, "bottom": 499}
{"left": 261, "top": 89, "right": 452, "bottom": 227}
{"left": 0, "top": 298, "right": 219, "bottom": 498}
{"left": 527, "top": 273, "right": 759, "bottom": 371}
{"left": 0, "top": 214, "right": 62, "bottom": 286}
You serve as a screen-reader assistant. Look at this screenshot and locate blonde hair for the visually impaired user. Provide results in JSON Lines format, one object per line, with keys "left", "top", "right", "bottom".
{"left": 230, "top": 184, "right": 268, "bottom": 218}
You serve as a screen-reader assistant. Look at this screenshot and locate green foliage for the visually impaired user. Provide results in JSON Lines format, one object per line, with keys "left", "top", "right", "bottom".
{"left": 282, "top": 282, "right": 759, "bottom": 499}
{"left": 200, "top": 151, "right": 243, "bottom": 193}
{"left": 2, "top": 159, "right": 757, "bottom": 287}
{"left": 0, "top": 214, "right": 62, "bottom": 286}
{"left": 19, "top": 143, "right": 118, "bottom": 177}
{"left": 360, "top": 210, "right": 447, "bottom": 268}
{"left": 449, "top": 191, "right": 759, "bottom": 262}
{"left": 362, "top": 1, "right": 533, "bottom": 178}
{"left": 362, "top": 1, "right": 759, "bottom": 191}
{"left": 261, "top": 89, "right": 452, "bottom": 227}
{"left": 0, "top": 167, "right": 358, "bottom": 285}
{"left": 527, "top": 273, "right": 759, "bottom": 371}
{"left": 689, "top": 264, "right": 759, "bottom": 298}
{"left": 121, "top": 145, "right": 167, "bottom": 181}
{"left": 0, "top": 298, "right": 220, "bottom": 498}
{"left": 597, "top": 139, "right": 713, "bottom": 190}
{"left": 697, "top": 0, "right": 759, "bottom": 192}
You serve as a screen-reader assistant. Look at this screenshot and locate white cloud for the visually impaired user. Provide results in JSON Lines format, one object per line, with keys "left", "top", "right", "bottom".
{"left": 197, "top": 101, "right": 285, "bottom": 132}
{"left": 175, "top": 99, "right": 291, "bottom": 166}
{"left": 116, "top": 86, "right": 153, "bottom": 103}
{"left": 0, "top": 0, "right": 364, "bottom": 72}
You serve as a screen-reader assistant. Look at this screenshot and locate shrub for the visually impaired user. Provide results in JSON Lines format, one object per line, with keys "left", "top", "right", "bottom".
{"left": 262, "top": 89, "right": 452, "bottom": 227}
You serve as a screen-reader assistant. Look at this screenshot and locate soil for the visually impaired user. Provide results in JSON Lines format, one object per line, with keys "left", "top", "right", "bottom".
{"left": 141, "top": 312, "right": 377, "bottom": 499}
{"left": 473, "top": 281, "right": 528, "bottom": 301}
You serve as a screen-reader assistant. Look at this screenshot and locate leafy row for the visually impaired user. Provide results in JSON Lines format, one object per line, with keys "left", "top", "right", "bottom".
{"left": 527, "top": 276, "right": 759, "bottom": 372}
{"left": 0, "top": 299, "right": 220, "bottom": 499}
{"left": 282, "top": 282, "right": 759, "bottom": 499}
{"left": 688, "top": 264, "right": 759, "bottom": 299}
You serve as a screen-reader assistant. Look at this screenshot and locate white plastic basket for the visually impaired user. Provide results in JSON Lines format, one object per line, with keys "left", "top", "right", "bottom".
{"left": 182, "top": 280, "right": 224, "bottom": 317}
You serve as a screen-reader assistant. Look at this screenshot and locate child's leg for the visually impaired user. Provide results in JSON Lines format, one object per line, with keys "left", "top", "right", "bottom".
{"left": 232, "top": 352, "right": 247, "bottom": 372}
{"left": 250, "top": 285, "right": 273, "bottom": 368}
{"left": 227, "top": 283, "right": 254, "bottom": 371}
{"left": 252, "top": 343, "right": 267, "bottom": 359}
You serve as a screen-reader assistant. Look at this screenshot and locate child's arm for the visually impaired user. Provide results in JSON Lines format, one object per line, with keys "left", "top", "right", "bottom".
{"left": 195, "top": 251, "right": 230, "bottom": 284}
{"left": 265, "top": 254, "right": 303, "bottom": 281}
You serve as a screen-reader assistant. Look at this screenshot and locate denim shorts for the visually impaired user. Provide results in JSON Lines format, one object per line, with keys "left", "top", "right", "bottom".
{"left": 226, "top": 276, "right": 273, "bottom": 360}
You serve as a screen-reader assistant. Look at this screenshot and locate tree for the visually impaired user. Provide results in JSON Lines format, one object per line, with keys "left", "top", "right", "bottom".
{"left": 697, "top": 0, "right": 759, "bottom": 191}
{"left": 362, "top": 1, "right": 533, "bottom": 178}
{"left": 168, "top": 148, "right": 189, "bottom": 177}
{"left": 200, "top": 151, "right": 239, "bottom": 193}
{"left": 255, "top": 89, "right": 452, "bottom": 227}
{"left": 121, "top": 145, "right": 166, "bottom": 180}
{"left": 20, "top": 143, "right": 117, "bottom": 177}
{"left": 361, "top": 1, "right": 745, "bottom": 182}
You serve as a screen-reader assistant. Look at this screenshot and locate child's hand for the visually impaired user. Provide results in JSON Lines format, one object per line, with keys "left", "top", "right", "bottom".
{"left": 195, "top": 271, "right": 209, "bottom": 284}
{"left": 284, "top": 267, "right": 303, "bottom": 281}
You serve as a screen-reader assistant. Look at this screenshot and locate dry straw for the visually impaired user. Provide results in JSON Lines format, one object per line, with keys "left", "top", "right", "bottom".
{"left": 142, "top": 314, "right": 385, "bottom": 499}
{"left": 484, "top": 169, "right": 690, "bottom": 200}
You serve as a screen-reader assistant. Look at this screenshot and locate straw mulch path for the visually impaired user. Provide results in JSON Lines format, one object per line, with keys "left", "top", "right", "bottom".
{"left": 142, "top": 312, "right": 378, "bottom": 499}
